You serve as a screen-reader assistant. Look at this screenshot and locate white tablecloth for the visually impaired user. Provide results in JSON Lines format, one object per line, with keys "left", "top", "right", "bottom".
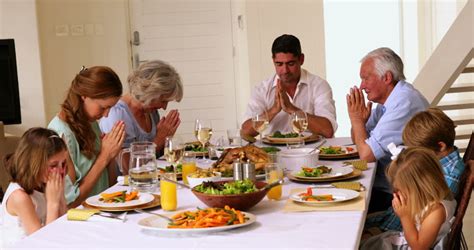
{"left": 11, "top": 137, "right": 376, "bottom": 250}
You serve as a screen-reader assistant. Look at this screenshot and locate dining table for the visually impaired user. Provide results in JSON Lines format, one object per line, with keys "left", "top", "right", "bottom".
{"left": 10, "top": 137, "right": 376, "bottom": 250}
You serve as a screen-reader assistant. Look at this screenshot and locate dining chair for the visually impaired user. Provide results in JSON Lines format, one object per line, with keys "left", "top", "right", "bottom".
{"left": 446, "top": 159, "right": 474, "bottom": 250}
{"left": 462, "top": 132, "right": 474, "bottom": 163}
{"left": 0, "top": 153, "right": 13, "bottom": 202}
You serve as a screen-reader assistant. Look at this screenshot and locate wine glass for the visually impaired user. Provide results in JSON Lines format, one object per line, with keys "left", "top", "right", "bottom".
{"left": 291, "top": 110, "right": 308, "bottom": 146}
{"left": 252, "top": 112, "right": 269, "bottom": 141}
{"left": 194, "top": 119, "right": 213, "bottom": 161}
{"left": 164, "top": 136, "right": 184, "bottom": 174}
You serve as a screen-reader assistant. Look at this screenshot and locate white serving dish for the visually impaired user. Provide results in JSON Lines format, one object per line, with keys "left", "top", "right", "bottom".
{"left": 187, "top": 172, "right": 222, "bottom": 188}
{"left": 277, "top": 148, "right": 319, "bottom": 171}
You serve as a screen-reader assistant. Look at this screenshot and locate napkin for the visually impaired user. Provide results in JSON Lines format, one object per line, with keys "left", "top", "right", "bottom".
{"left": 116, "top": 175, "right": 129, "bottom": 186}
{"left": 282, "top": 188, "right": 366, "bottom": 212}
{"left": 343, "top": 160, "right": 368, "bottom": 171}
{"left": 330, "top": 181, "right": 362, "bottom": 191}
{"left": 67, "top": 209, "right": 126, "bottom": 222}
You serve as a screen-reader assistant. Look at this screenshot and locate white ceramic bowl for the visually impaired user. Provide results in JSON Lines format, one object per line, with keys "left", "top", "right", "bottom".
{"left": 187, "top": 172, "right": 222, "bottom": 188}
{"left": 277, "top": 148, "right": 319, "bottom": 171}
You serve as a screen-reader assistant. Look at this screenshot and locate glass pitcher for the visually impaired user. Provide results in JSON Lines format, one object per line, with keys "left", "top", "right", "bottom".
{"left": 118, "top": 141, "right": 156, "bottom": 174}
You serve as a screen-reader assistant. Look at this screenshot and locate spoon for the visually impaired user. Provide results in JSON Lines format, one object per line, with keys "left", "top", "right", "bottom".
{"left": 134, "top": 209, "right": 173, "bottom": 222}
{"left": 260, "top": 179, "right": 284, "bottom": 191}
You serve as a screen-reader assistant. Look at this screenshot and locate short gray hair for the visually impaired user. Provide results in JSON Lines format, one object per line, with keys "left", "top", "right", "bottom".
{"left": 128, "top": 60, "right": 183, "bottom": 105}
{"left": 361, "top": 47, "right": 406, "bottom": 83}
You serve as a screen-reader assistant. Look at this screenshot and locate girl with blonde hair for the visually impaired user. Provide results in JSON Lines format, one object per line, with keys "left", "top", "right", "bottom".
{"left": 1, "top": 128, "right": 68, "bottom": 247}
{"left": 361, "top": 147, "right": 456, "bottom": 249}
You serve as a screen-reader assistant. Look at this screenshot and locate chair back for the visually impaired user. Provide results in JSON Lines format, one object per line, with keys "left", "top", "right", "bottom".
{"left": 446, "top": 159, "right": 474, "bottom": 250}
{"left": 0, "top": 153, "right": 13, "bottom": 202}
{"left": 462, "top": 132, "right": 474, "bottom": 163}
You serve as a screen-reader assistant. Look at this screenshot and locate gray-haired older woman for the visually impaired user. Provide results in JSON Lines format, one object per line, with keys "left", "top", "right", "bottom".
{"left": 100, "top": 60, "right": 183, "bottom": 171}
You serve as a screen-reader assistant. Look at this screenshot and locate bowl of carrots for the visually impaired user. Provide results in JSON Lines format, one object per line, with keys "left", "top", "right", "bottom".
{"left": 191, "top": 180, "right": 268, "bottom": 211}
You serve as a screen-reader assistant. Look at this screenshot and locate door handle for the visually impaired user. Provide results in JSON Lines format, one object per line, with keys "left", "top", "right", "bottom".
{"left": 132, "top": 31, "right": 140, "bottom": 46}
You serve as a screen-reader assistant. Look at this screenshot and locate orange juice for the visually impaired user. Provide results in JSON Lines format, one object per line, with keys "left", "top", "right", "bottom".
{"left": 160, "top": 173, "right": 177, "bottom": 211}
{"left": 266, "top": 169, "right": 283, "bottom": 200}
{"left": 182, "top": 161, "right": 197, "bottom": 185}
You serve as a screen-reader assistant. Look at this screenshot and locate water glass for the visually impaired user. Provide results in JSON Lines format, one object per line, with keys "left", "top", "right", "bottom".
{"left": 129, "top": 152, "right": 158, "bottom": 193}
{"left": 226, "top": 129, "right": 242, "bottom": 146}
{"left": 265, "top": 163, "right": 284, "bottom": 201}
{"left": 160, "top": 172, "right": 177, "bottom": 211}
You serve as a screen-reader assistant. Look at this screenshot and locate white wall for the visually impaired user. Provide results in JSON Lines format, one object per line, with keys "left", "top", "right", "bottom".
{"left": 0, "top": 0, "right": 46, "bottom": 136}
{"left": 324, "top": 0, "right": 401, "bottom": 137}
{"left": 36, "top": 0, "right": 131, "bottom": 122}
{"left": 242, "top": 0, "right": 326, "bottom": 123}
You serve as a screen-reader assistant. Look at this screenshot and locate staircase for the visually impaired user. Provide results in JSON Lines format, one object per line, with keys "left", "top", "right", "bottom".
{"left": 436, "top": 64, "right": 474, "bottom": 153}
{"left": 413, "top": 0, "right": 473, "bottom": 154}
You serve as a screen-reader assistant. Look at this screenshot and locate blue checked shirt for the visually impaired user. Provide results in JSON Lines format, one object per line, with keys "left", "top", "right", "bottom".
{"left": 366, "top": 148, "right": 465, "bottom": 231}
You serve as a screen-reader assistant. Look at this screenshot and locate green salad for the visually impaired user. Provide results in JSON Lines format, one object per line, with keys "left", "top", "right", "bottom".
{"left": 194, "top": 179, "right": 257, "bottom": 195}
{"left": 261, "top": 146, "right": 281, "bottom": 153}
{"left": 185, "top": 144, "right": 207, "bottom": 152}
{"left": 296, "top": 166, "right": 331, "bottom": 177}
{"left": 271, "top": 131, "right": 299, "bottom": 138}
{"left": 163, "top": 164, "right": 182, "bottom": 173}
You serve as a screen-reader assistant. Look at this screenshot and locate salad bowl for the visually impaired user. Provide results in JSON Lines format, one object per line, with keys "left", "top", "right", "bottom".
{"left": 191, "top": 180, "right": 268, "bottom": 211}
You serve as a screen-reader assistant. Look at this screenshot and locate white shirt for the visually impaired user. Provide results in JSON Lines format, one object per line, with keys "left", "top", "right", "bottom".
{"left": 243, "top": 69, "right": 337, "bottom": 134}
{"left": 1, "top": 183, "right": 46, "bottom": 247}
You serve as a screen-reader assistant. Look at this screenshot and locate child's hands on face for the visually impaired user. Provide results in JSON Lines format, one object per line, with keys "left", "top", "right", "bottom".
{"left": 45, "top": 168, "right": 65, "bottom": 206}
{"left": 392, "top": 191, "right": 410, "bottom": 219}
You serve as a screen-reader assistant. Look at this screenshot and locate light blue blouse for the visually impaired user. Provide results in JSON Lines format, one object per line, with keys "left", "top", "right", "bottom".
{"left": 48, "top": 116, "right": 109, "bottom": 204}
{"left": 365, "top": 80, "right": 429, "bottom": 194}
{"left": 99, "top": 100, "right": 160, "bottom": 148}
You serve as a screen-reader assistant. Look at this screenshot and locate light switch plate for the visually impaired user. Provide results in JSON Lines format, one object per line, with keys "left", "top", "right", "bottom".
{"left": 55, "top": 24, "right": 69, "bottom": 37}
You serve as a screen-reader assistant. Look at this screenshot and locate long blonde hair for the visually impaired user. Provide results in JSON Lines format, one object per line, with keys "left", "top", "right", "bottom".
{"left": 386, "top": 147, "right": 452, "bottom": 222}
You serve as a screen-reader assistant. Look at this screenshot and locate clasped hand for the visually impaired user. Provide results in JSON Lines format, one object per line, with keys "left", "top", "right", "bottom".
{"left": 271, "top": 80, "right": 298, "bottom": 114}
{"left": 101, "top": 120, "right": 126, "bottom": 161}
{"left": 346, "top": 86, "right": 372, "bottom": 124}
{"left": 155, "top": 109, "right": 181, "bottom": 140}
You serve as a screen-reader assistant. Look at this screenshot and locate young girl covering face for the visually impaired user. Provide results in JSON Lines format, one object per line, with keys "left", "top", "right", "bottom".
{"left": 1, "top": 128, "right": 68, "bottom": 247}
{"left": 361, "top": 147, "right": 456, "bottom": 249}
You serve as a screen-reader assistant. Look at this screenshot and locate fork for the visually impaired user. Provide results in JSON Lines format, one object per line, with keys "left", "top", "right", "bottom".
{"left": 309, "top": 139, "right": 327, "bottom": 154}
{"left": 96, "top": 211, "right": 127, "bottom": 221}
{"left": 134, "top": 209, "right": 173, "bottom": 222}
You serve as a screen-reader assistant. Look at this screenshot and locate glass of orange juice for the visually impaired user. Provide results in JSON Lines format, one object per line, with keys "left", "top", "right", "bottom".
{"left": 160, "top": 172, "right": 177, "bottom": 211}
{"left": 265, "top": 163, "right": 284, "bottom": 200}
{"left": 182, "top": 160, "right": 197, "bottom": 185}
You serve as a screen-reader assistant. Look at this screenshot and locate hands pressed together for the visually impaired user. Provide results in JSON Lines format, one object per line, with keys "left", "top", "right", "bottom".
{"left": 101, "top": 120, "right": 126, "bottom": 161}
{"left": 270, "top": 79, "right": 299, "bottom": 115}
{"left": 346, "top": 86, "right": 372, "bottom": 125}
{"left": 155, "top": 109, "right": 181, "bottom": 140}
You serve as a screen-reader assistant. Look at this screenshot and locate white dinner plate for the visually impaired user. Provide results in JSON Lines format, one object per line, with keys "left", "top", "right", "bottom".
{"left": 85, "top": 192, "right": 155, "bottom": 208}
{"left": 291, "top": 188, "right": 360, "bottom": 205}
{"left": 138, "top": 211, "right": 256, "bottom": 233}
{"left": 265, "top": 132, "right": 312, "bottom": 143}
{"left": 291, "top": 165, "right": 354, "bottom": 180}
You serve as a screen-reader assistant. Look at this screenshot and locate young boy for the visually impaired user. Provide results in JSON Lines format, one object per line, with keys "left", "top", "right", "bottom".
{"left": 365, "top": 107, "right": 465, "bottom": 232}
